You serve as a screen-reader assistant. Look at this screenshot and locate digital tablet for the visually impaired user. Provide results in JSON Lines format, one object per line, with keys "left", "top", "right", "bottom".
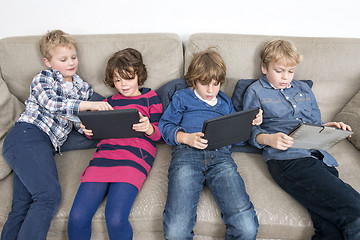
{"left": 78, "top": 109, "right": 143, "bottom": 139}
{"left": 288, "top": 122, "right": 353, "bottom": 151}
{"left": 202, "top": 108, "right": 259, "bottom": 150}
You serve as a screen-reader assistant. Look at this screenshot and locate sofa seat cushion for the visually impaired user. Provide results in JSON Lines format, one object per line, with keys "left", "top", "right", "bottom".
{"left": 334, "top": 89, "right": 360, "bottom": 150}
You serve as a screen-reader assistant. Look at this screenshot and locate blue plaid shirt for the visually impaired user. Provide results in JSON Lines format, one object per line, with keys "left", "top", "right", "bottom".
{"left": 17, "top": 69, "right": 93, "bottom": 149}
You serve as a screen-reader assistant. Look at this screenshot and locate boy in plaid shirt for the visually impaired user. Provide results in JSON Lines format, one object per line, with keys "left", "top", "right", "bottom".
{"left": 1, "top": 30, "right": 112, "bottom": 240}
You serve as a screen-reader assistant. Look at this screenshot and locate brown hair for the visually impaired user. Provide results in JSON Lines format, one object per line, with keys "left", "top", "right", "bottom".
{"left": 39, "top": 30, "right": 76, "bottom": 60}
{"left": 184, "top": 47, "right": 226, "bottom": 88}
{"left": 104, "top": 48, "right": 147, "bottom": 87}
{"left": 261, "top": 39, "right": 303, "bottom": 68}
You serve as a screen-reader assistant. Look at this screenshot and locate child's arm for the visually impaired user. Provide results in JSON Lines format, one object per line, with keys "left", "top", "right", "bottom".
{"left": 132, "top": 112, "right": 155, "bottom": 136}
{"left": 132, "top": 91, "right": 163, "bottom": 141}
{"left": 324, "top": 122, "right": 352, "bottom": 132}
{"left": 78, "top": 101, "right": 113, "bottom": 112}
{"left": 256, "top": 122, "right": 352, "bottom": 150}
{"left": 31, "top": 72, "right": 113, "bottom": 118}
{"left": 252, "top": 109, "right": 263, "bottom": 125}
{"left": 80, "top": 122, "right": 93, "bottom": 137}
{"left": 256, "top": 133, "right": 294, "bottom": 150}
{"left": 176, "top": 131, "right": 208, "bottom": 150}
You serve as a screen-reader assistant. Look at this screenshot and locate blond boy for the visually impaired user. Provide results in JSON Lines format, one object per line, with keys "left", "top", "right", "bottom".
{"left": 243, "top": 39, "right": 360, "bottom": 239}
{"left": 1, "top": 30, "right": 111, "bottom": 240}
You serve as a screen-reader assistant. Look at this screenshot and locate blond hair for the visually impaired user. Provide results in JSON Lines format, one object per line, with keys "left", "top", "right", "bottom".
{"left": 184, "top": 47, "right": 226, "bottom": 88}
{"left": 39, "top": 30, "right": 76, "bottom": 60}
{"left": 261, "top": 39, "right": 303, "bottom": 68}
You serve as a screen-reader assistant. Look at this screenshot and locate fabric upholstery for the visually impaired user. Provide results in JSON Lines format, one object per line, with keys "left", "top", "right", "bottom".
{"left": 334, "top": 89, "right": 360, "bottom": 150}
{"left": 0, "top": 32, "right": 359, "bottom": 240}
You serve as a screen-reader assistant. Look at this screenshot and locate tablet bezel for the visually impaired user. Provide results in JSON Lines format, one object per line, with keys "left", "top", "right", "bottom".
{"left": 78, "top": 109, "right": 143, "bottom": 139}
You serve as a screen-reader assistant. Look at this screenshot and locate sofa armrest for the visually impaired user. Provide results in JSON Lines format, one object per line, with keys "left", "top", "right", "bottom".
{"left": 334, "top": 89, "right": 360, "bottom": 151}
{"left": 0, "top": 76, "right": 24, "bottom": 180}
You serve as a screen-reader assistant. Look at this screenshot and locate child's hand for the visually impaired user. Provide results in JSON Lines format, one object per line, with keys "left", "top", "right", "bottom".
{"left": 252, "top": 109, "right": 263, "bottom": 125}
{"left": 132, "top": 112, "right": 155, "bottom": 136}
{"left": 256, "top": 132, "right": 294, "bottom": 150}
{"left": 79, "top": 101, "right": 114, "bottom": 112}
{"left": 80, "top": 122, "right": 93, "bottom": 136}
{"left": 177, "top": 131, "right": 208, "bottom": 150}
{"left": 324, "top": 121, "right": 352, "bottom": 131}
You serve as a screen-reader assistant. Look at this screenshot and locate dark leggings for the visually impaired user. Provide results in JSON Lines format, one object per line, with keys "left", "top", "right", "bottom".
{"left": 68, "top": 182, "right": 138, "bottom": 240}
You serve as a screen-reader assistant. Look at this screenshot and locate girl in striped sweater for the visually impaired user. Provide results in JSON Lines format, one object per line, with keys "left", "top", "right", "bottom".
{"left": 68, "top": 48, "right": 163, "bottom": 240}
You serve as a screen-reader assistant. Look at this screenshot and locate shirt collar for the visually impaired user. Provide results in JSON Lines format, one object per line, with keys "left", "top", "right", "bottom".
{"left": 259, "top": 75, "right": 292, "bottom": 90}
{"left": 194, "top": 89, "right": 218, "bottom": 106}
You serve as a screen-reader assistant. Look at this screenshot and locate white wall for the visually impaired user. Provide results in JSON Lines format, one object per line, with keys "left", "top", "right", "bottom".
{"left": 0, "top": 0, "right": 359, "bottom": 41}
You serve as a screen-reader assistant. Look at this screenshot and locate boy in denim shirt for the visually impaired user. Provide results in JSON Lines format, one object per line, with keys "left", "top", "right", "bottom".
{"left": 159, "top": 48, "right": 261, "bottom": 239}
{"left": 243, "top": 39, "right": 360, "bottom": 239}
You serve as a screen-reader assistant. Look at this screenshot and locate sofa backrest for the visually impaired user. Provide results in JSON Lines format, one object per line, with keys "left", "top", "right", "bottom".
{"left": 0, "top": 33, "right": 184, "bottom": 103}
{"left": 184, "top": 33, "right": 360, "bottom": 122}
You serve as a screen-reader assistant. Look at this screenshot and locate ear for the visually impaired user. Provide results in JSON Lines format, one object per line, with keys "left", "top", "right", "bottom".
{"left": 261, "top": 64, "right": 267, "bottom": 75}
{"left": 43, "top": 58, "right": 52, "bottom": 68}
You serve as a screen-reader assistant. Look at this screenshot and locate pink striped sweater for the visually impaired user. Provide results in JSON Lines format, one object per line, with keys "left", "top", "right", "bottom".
{"left": 81, "top": 88, "right": 163, "bottom": 190}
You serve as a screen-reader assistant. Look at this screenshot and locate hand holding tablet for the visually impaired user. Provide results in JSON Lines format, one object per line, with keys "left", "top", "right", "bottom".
{"left": 202, "top": 108, "right": 259, "bottom": 150}
{"left": 78, "top": 109, "right": 144, "bottom": 139}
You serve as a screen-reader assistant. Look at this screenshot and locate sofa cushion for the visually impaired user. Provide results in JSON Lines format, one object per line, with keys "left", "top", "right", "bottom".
{"left": 0, "top": 77, "right": 25, "bottom": 180}
{"left": 333, "top": 89, "right": 360, "bottom": 150}
{"left": 155, "top": 78, "right": 188, "bottom": 111}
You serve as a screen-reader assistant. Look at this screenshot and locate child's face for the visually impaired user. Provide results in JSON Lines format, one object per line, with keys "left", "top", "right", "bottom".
{"left": 195, "top": 79, "right": 220, "bottom": 101}
{"left": 44, "top": 46, "right": 78, "bottom": 82}
{"left": 113, "top": 71, "right": 141, "bottom": 97}
{"left": 262, "top": 60, "right": 296, "bottom": 89}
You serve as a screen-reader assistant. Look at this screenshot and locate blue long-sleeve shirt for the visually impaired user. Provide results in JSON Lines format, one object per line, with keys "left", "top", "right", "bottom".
{"left": 243, "top": 75, "right": 338, "bottom": 166}
{"left": 159, "top": 87, "right": 235, "bottom": 146}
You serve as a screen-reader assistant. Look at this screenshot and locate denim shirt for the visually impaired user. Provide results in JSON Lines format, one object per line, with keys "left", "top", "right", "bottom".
{"left": 243, "top": 75, "right": 338, "bottom": 167}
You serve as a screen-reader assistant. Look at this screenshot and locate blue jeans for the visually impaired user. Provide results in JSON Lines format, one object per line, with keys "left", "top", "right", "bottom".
{"left": 1, "top": 122, "right": 61, "bottom": 240}
{"left": 163, "top": 144, "right": 258, "bottom": 240}
{"left": 267, "top": 157, "right": 360, "bottom": 240}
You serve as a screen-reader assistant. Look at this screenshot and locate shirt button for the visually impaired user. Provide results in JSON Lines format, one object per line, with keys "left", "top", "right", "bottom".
{"left": 293, "top": 105, "right": 297, "bottom": 108}
{"left": 286, "top": 96, "right": 289, "bottom": 100}
{"left": 300, "top": 94, "right": 303, "bottom": 97}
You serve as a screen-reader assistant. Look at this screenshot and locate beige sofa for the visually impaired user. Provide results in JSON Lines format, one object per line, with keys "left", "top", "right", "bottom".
{"left": 0, "top": 32, "right": 359, "bottom": 239}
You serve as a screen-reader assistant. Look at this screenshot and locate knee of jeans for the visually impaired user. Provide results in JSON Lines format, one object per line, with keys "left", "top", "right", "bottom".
{"left": 344, "top": 217, "right": 360, "bottom": 239}
{"left": 225, "top": 210, "right": 259, "bottom": 239}
{"left": 163, "top": 211, "right": 194, "bottom": 239}
{"left": 242, "top": 217, "right": 259, "bottom": 239}
{"left": 227, "top": 218, "right": 258, "bottom": 240}
{"left": 33, "top": 187, "right": 61, "bottom": 210}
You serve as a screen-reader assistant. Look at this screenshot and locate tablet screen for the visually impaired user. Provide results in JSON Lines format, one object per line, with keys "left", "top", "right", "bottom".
{"left": 202, "top": 108, "right": 259, "bottom": 150}
{"left": 78, "top": 109, "right": 143, "bottom": 139}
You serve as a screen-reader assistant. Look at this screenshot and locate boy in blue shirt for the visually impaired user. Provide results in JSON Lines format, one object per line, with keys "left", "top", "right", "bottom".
{"left": 159, "top": 48, "right": 261, "bottom": 240}
{"left": 243, "top": 39, "right": 360, "bottom": 239}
